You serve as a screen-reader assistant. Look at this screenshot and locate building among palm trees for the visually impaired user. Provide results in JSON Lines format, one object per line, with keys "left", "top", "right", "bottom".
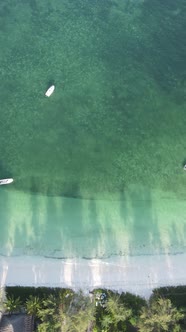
{"left": 0, "top": 314, "right": 34, "bottom": 332}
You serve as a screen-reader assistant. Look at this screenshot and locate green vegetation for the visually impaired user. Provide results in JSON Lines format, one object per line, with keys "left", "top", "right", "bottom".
{"left": 4, "top": 295, "right": 22, "bottom": 315}
{"left": 137, "top": 298, "right": 184, "bottom": 332}
{"left": 152, "top": 286, "right": 186, "bottom": 310}
{"left": 1, "top": 286, "right": 186, "bottom": 331}
{"left": 26, "top": 295, "right": 41, "bottom": 316}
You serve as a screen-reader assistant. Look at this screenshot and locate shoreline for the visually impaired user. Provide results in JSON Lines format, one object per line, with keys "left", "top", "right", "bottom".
{"left": 1, "top": 253, "right": 186, "bottom": 298}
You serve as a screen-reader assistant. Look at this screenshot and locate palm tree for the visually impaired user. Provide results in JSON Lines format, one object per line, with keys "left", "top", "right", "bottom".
{"left": 25, "top": 295, "right": 41, "bottom": 317}
{"left": 62, "top": 291, "right": 96, "bottom": 332}
{"left": 37, "top": 290, "right": 95, "bottom": 332}
{"left": 101, "top": 315, "right": 113, "bottom": 331}
{"left": 137, "top": 298, "right": 184, "bottom": 332}
{"left": 106, "top": 295, "right": 132, "bottom": 323}
{"left": 95, "top": 293, "right": 132, "bottom": 332}
{"left": 37, "top": 320, "right": 61, "bottom": 332}
{"left": 63, "top": 306, "right": 95, "bottom": 332}
{"left": 4, "top": 295, "right": 22, "bottom": 315}
{"left": 37, "top": 294, "right": 62, "bottom": 332}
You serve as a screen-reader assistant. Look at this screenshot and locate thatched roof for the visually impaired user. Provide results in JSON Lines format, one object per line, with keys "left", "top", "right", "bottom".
{"left": 0, "top": 314, "right": 34, "bottom": 332}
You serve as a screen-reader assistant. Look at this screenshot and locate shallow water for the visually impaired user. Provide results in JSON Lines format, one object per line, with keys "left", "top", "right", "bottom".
{"left": 0, "top": 0, "right": 186, "bottom": 259}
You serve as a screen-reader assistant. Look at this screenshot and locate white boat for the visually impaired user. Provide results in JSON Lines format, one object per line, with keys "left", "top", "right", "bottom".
{"left": 0, "top": 178, "right": 14, "bottom": 185}
{"left": 45, "top": 85, "right": 55, "bottom": 97}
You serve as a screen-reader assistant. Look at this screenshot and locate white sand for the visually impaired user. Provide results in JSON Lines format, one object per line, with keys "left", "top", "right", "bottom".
{"left": 1, "top": 253, "right": 186, "bottom": 298}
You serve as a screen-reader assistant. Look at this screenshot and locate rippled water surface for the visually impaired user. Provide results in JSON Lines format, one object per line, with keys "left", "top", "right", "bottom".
{"left": 0, "top": 0, "right": 186, "bottom": 258}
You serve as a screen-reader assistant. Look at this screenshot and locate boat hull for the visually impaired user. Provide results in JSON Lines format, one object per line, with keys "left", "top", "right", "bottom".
{"left": 0, "top": 178, "right": 14, "bottom": 185}
{"left": 45, "top": 85, "right": 55, "bottom": 97}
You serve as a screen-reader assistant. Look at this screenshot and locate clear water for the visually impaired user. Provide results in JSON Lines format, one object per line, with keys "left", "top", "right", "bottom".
{"left": 0, "top": 0, "right": 186, "bottom": 259}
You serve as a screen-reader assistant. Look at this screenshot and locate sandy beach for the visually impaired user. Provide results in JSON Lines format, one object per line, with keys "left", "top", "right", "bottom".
{"left": 1, "top": 253, "right": 186, "bottom": 298}
{"left": 0, "top": 187, "right": 186, "bottom": 299}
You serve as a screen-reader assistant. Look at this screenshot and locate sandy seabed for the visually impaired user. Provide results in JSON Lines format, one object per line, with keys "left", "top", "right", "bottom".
{"left": 1, "top": 253, "right": 186, "bottom": 298}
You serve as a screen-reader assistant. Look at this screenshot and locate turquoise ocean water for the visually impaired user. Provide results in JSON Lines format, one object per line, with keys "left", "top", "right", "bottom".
{"left": 0, "top": 0, "right": 186, "bottom": 259}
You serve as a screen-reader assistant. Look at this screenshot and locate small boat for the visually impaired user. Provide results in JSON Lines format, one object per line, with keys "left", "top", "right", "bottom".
{"left": 0, "top": 178, "right": 14, "bottom": 185}
{"left": 184, "top": 164, "right": 186, "bottom": 171}
{"left": 45, "top": 85, "right": 55, "bottom": 97}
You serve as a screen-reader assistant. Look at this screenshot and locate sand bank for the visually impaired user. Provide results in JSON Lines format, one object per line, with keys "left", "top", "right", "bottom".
{"left": 1, "top": 253, "right": 186, "bottom": 298}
